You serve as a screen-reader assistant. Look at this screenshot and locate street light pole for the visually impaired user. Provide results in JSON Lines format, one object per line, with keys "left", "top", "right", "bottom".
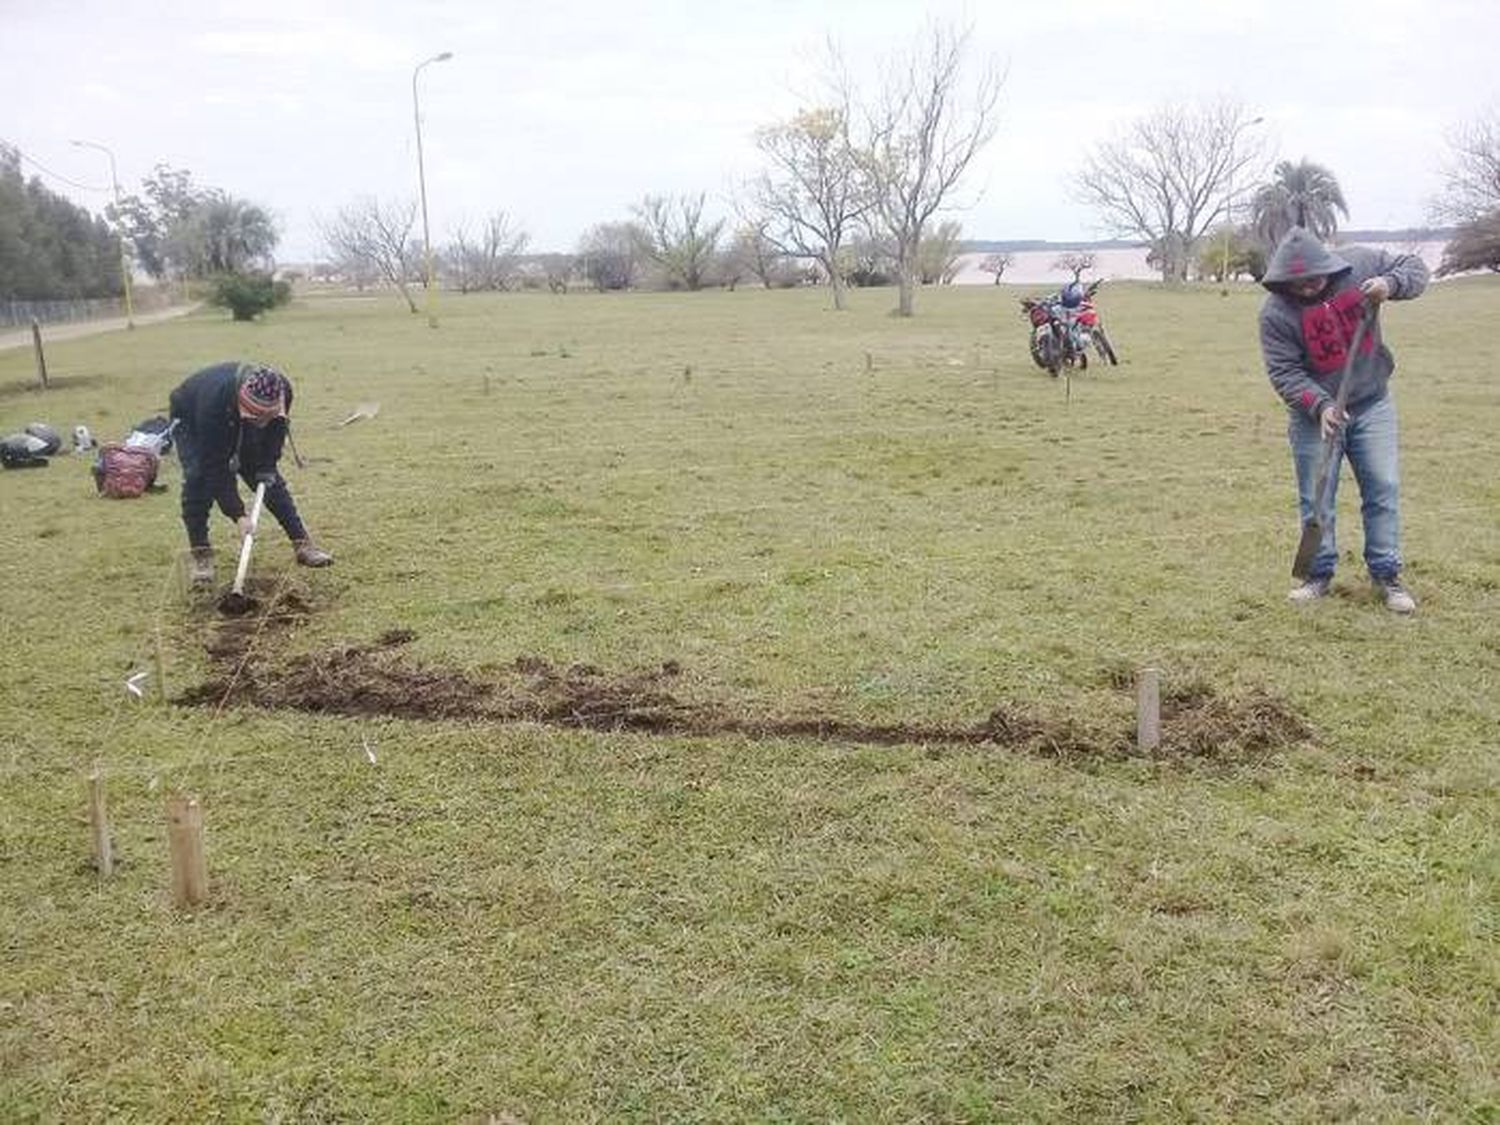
{"left": 71, "top": 139, "right": 135, "bottom": 329}
{"left": 412, "top": 51, "right": 453, "bottom": 328}
{"left": 1221, "top": 115, "right": 1265, "bottom": 291}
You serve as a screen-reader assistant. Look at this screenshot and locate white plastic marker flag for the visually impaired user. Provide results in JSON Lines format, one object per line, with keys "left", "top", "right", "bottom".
{"left": 125, "top": 671, "right": 149, "bottom": 699}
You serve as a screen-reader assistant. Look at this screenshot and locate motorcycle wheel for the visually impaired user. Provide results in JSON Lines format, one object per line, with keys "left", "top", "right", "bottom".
{"left": 1094, "top": 326, "right": 1119, "bottom": 366}
{"left": 1038, "top": 332, "right": 1061, "bottom": 376}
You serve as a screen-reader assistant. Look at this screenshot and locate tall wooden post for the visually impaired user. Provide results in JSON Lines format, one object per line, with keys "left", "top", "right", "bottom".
{"left": 31, "top": 319, "right": 48, "bottom": 389}
{"left": 88, "top": 772, "right": 113, "bottom": 877}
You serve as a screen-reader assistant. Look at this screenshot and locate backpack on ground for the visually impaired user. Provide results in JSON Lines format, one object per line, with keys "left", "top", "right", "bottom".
{"left": 94, "top": 443, "right": 160, "bottom": 498}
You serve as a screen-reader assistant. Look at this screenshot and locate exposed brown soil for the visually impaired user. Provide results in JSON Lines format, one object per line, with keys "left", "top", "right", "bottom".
{"left": 182, "top": 589, "right": 1312, "bottom": 760}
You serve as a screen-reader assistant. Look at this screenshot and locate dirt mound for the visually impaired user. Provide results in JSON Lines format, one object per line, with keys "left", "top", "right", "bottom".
{"left": 1160, "top": 681, "right": 1313, "bottom": 757}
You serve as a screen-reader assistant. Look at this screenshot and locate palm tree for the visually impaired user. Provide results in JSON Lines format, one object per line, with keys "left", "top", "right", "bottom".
{"left": 1250, "top": 159, "right": 1350, "bottom": 247}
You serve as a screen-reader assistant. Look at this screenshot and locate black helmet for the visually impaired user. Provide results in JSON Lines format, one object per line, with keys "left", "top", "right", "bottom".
{"left": 24, "top": 422, "right": 62, "bottom": 455}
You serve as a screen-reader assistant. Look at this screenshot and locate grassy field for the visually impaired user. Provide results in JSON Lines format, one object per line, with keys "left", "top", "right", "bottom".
{"left": 1, "top": 277, "right": 1496, "bottom": 1122}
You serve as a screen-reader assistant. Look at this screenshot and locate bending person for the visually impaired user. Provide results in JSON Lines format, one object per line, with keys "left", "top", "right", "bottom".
{"left": 168, "top": 361, "right": 333, "bottom": 585}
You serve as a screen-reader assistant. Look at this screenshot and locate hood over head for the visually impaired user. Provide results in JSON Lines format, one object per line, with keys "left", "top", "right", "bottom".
{"left": 1261, "top": 226, "right": 1351, "bottom": 294}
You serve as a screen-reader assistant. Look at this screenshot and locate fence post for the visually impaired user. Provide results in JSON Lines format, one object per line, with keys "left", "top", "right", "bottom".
{"left": 31, "top": 319, "right": 48, "bottom": 389}
{"left": 88, "top": 771, "right": 114, "bottom": 877}
{"left": 166, "top": 796, "right": 208, "bottom": 908}
{"left": 1136, "top": 667, "right": 1161, "bottom": 752}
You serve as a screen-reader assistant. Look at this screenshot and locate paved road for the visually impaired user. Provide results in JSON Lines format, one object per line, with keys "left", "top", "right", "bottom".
{"left": 0, "top": 304, "right": 202, "bottom": 352}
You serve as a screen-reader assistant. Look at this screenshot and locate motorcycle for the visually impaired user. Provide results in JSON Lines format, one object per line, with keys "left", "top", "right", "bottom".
{"left": 1019, "top": 280, "right": 1119, "bottom": 376}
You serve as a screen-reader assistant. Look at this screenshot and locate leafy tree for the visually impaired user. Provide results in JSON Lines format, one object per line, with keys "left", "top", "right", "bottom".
{"left": 210, "top": 271, "right": 291, "bottom": 321}
{"left": 166, "top": 195, "right": 277, "bottom": 277}
{"left": 110, "top": 164, "right": 208, "bottom": 280}
{"left": 1075, "top": 99, "right": 1264, "bottom": 282}
{"left": 0, "top": 143, "right": 121, "bottom": 300}
{"left": 631, "top": 194, "right": 725, "bottom": 290}
{"left": 1250, "top": 159, "right": 1349, "bottom": 248}
{"left": 1196, "top": 224, "right": 1264, "bottom": 281}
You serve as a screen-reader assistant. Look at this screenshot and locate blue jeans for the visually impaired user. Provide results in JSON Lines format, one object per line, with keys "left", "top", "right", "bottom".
{"left": 1288, "top": 394, "right": 1402, "bottom": 582}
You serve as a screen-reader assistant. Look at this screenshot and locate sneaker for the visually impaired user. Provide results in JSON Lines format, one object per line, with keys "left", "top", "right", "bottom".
{"left": 188, "top": 547, "right": 214, "bottom": 587}
{"left": 293, "top": 539, "right": 334, "bottom": 568}
{"left": 1374, "top": 578, "right": 1416, "bottom": 615}
{"left": 1288, "top": 576, "right": 1332, "bottom": 603}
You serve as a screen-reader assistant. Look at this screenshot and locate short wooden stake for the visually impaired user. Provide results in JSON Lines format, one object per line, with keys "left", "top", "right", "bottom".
{"left": 166, "top": 796, "right": 208, "bottom": 908}
{"left": 31, "top": 319, "right": 48, "bottom": 389}
{"left": 864, "top": 351, "right": 873, "bottom": 372}
{"left": 1136, "top": 667, "right": 1161, "bottom": 752}
{"left": 88, "top": 771, "right": 113, "bottom": 877}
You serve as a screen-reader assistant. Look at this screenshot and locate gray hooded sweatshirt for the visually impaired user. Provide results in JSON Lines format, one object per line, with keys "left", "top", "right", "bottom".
{"left": 1258, "top": 226, "right": 1428, "bottom": 419}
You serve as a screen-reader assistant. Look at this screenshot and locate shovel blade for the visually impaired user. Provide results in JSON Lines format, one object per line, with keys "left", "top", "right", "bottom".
{"left": 1291, "top": 518, "right": 1324, "bottom": 579}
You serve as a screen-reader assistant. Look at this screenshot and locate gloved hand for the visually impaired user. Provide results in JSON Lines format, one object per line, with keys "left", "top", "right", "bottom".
{"left": 1319, "top": 403, "right": 1347, "bottom": 441}
{"left": 254, "top": 470, "right": 278, "bottom": 486}
{"left": 237, "top": 514, "right": 255, "bottom": 540}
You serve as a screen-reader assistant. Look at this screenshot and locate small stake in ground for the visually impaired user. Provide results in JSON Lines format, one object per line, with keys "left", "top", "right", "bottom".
{"left": 865, "top": 351, "right": 873, "bottom": 372}
{"left": 1137, "top": 667, "right": 1161, "bottom": 752}
{"left": 31, "top": 319, "right": 48, "bottom": 390}
{"left": 166, "top": 796, "right": 208, "bottom": 908}
{"left": 88, "top": 771, "right": 113, "bottom": 878}
{"left": 154, "top": 627, "right": 167, "bottom": 702}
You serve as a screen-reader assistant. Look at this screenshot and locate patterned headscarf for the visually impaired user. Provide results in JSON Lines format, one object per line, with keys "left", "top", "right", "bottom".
{"left": 237, "top": 364, "right": 288, "bottom": 423}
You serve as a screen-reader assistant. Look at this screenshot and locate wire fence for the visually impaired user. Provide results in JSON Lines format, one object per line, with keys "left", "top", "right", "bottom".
{"left": 0, "top": 289, "right": 177, "bottom": 330}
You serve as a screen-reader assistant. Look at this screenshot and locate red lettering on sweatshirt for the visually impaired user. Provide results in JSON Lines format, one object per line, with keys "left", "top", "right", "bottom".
{"left": 1301, "top": 287, "right": 1375, "bottom": 375}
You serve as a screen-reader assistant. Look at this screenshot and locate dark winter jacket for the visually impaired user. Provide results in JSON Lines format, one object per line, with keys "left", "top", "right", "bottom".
{"left": 168, "top": 361, "right": 293, "bottom": 521}
{"left": 1258, "top": 227, "right": 1428, "bottom": 419}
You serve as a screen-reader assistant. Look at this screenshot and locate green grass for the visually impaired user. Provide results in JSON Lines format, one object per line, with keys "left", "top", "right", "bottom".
{"left": 1, "top": 278, "right": 1497, "bottom": 1121}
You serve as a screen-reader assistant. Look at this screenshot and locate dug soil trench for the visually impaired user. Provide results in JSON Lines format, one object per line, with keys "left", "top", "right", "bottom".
{"left": 182, "top": 579, "right": 1313, "bottom": 760}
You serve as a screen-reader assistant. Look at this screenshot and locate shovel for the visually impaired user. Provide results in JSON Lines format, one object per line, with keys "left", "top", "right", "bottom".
{"left": 218, "top": 480, "right": 267, "bottom": 615}
{"left": 1291, "top": 306, "right": 1374, "bottom": 579}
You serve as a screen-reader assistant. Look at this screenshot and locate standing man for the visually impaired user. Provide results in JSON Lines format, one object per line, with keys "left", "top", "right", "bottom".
{"left": 169, "top": 361, "right": 333, "bottom": 586}
{"left": 1259, "top": 227, "right": 1428, "bottom": 613}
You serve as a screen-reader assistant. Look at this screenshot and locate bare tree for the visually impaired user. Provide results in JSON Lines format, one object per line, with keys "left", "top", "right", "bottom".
{"left": 858, "top": 23, "right": 1002, "bottom": 316}
{"left": 746, "top": 103, "right": 870, "bottom": 309}
{"left": 576, "top": 222, "right": 644, "bottom": 291}
{"left": 1051, "top": 251, "right": 1096, "bottom": 282}
{"left": 631, "top": 194, "right": 725, "bottom": 290}
{"left": 915, "top": 220, "right": 965, "bottom": 284}
{"left": 445, "top": 211, "right": 530, "bottom": 292}
{"left": 978, "top": 251, "right": 1012, "bottom": 283}
{"left": 1433, "top": 107, "right": 1500, "bottom": 224}
{"left": 1074, "top": 100, "right": 1265, "bottom": 283}
{"left": 318, "top": 197, "right": 420, "bottom": 312}
{"left": 721, "top": 222, "right": 788, "bottom": 289}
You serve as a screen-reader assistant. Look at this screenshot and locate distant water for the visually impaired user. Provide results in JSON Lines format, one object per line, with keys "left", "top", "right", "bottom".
{"left": 951, "top": 241, "right": 1452, "bottom": 287}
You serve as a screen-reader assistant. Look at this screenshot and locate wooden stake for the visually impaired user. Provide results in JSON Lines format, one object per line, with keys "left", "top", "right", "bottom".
{"left": 31, "top": 319, "right": 48, "bottom": 390}
{"left": 88, "top": 771, "right": 113, "bottom": 878}
{"left": 166, "top": 796, "right": 208, "bottom": 908}
{"left": 864, "top": 351, "right": 873, "bottom": 372}
{"left": 1136, "top": 667, "right": 1161, "bottom": 752}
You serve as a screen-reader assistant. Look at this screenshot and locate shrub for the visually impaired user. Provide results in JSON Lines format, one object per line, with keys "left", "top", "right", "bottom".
{"left": 210, "top": 271, "right": 292, "bottom": 321}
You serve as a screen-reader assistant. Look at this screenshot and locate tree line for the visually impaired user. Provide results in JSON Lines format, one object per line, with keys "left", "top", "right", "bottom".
{"left": 0, "top": 144, "right": 121, "bottom": 301}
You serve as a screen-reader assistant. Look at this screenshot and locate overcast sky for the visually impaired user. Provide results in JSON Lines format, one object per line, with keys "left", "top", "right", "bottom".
{"left": 4, "top": 0, "right": 1496, "bottom": 262}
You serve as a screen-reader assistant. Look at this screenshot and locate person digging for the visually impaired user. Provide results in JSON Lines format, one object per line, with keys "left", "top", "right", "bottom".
{"left": 168, "top": 361, "right": 333, "bottom": 586}
{"left": 1258, "top": 226, "right": 1428, "bottom": 614}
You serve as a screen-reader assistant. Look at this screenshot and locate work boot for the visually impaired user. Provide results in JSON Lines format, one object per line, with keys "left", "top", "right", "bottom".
{"left": 1287, "top": 576, "right": 1331, "bottom": 604}
{"left": 1374, "top": 577, "right": 1416, "bottom": 615}
{"left": 188, "top": 547, "right": 214, "bottom": 587}
{"left": 293, "top": 538, "right": 334, "bottom": 568}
